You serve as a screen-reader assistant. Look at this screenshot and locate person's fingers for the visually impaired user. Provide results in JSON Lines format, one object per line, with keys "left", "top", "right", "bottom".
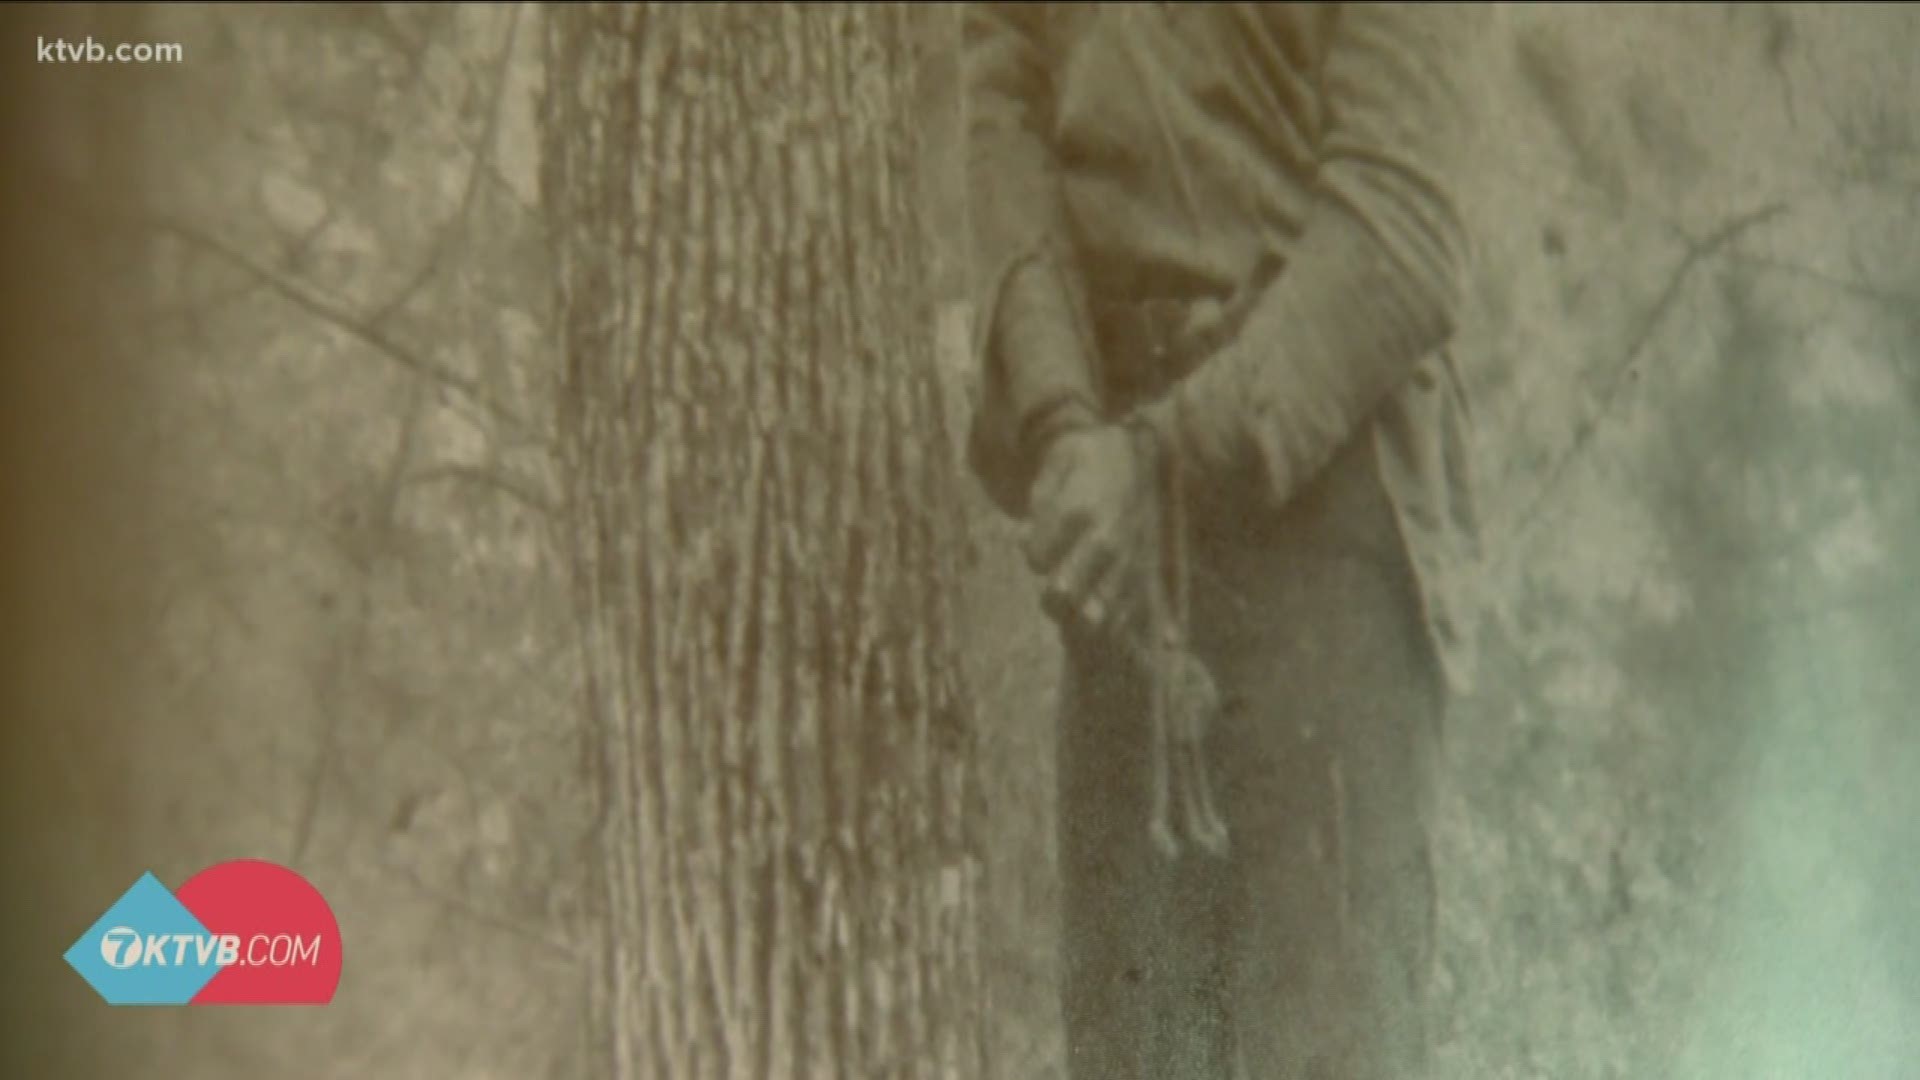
{"left": 1028, "top": 453, "right": 1069, "bottom": 518}
{"left": 1084, "top": 548, "right": 1135, "bottom": 633}
{"left": 1105, "top": 576, "right": 1143, "bottom": 636}
{"left": 1039, "top": 582, "right": 1076, "bottom": 627}
{"left": 1048, "top": 527, "right": 1117, "bottom": 624}
{"left": 1023, "top": 494, "right": 1089, "bottom": 575}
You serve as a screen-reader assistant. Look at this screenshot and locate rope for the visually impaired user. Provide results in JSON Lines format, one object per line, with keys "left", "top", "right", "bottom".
{"left": 1128, "top": 416, "right": 1230, "bottom": 861}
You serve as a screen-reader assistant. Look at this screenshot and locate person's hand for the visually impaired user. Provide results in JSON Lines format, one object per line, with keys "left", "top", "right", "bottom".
{"left": 1023, "top": 422, "right": 1158, "bottom": 634}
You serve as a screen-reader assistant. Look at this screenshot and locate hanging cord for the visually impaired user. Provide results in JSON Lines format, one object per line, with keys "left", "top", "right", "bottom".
{"left": 1022, "top": 242, "right": 1237, "bottom": 861}
{"left": 1125, "top": 414, "right": 1230, "bottom": 861}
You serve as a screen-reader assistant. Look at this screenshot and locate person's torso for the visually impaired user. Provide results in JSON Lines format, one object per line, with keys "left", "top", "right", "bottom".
{"left": 1041, "top": 2, "right": 1335, "bottom": 303}
{"left": 1038, "top": 3, "right": 1488, "bottom": 695}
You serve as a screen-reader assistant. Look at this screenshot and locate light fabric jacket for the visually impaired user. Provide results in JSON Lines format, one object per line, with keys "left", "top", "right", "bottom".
{"left": 964, "top": 1, "right": 1488, "bottom": 692}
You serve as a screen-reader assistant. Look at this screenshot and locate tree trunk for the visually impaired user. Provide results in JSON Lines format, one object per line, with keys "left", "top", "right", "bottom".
{"left": 542, "top": 5, "right": 981, "bottom": 1078}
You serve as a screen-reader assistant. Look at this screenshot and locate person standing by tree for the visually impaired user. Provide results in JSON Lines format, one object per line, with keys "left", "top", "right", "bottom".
{"left": 963, "top": 4, "right": 1486, "bottom": 1076}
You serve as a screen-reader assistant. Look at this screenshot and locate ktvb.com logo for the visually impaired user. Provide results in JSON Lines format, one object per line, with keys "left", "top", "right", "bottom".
{"left": 97, "top": 926, "right": 322, "bottom": 970}
{"left": 65, "top": 860, "right": 342, "bottom": 1006}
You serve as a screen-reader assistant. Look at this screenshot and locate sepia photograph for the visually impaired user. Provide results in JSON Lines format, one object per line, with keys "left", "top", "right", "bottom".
{"left": 3, "top": 3, "right": 1918, "bottom": 1077}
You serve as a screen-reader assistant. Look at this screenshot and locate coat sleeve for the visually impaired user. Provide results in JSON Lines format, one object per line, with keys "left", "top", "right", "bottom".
{"left": 962, "top": 2, "right": 1104, "bottom": 519}
{"left": 1136, "top": 3, "right": 1480, "bottom": 513}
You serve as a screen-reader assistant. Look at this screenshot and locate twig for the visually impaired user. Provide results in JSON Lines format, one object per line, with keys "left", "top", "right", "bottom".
{"left": 148, "top": 213, "right": 534, "bottom": 436}
{"left": 401, "top": 461, "right": 560, "bottom": 517}
{"left": 1504, "top": 200, "right": 1791, "bottom": 551}
{"left": 371, "top": 4, "right": 527, "bottom": 326}
{"left": 290, "top": 380, "right": 430, "bottom": 866}
{"left": 1722, "top": 250, "right": 1920, "bottom": 312}
{"left": 146, "top": 194, "right": 346, "bottom": 329}
{"left": 375, "top": 855, "right": 582, "bottom": 961}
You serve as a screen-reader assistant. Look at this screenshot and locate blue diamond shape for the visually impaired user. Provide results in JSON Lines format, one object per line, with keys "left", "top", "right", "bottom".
{"left": 64, "top": 872, "right": 222, "bottom": 1006}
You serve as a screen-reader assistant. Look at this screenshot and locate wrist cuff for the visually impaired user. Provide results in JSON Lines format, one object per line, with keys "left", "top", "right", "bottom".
{"left": 1022, "top": 394, "right": 1100, "bottom": 460}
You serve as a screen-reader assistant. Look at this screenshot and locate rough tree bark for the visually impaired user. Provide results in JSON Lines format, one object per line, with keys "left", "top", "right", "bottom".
{"left": 543, "top": 6, "right": 981, "bottom": 1078}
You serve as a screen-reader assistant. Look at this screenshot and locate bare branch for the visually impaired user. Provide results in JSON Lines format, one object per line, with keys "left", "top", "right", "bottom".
{"left": 1504, "top": 200, "right": 1792, "bottom": 549}
{"left": 402, "top": 461, "right": 561, "bottom": 518}
{"left": 1722, "top": 250, "right": 1920, "bottom": 311}
{"left": 371, "top": 4, "right": 528, "bottom": 326}
{"left": 291, "top": 377, "right": 430, "bottom": 866}
{"left": 128, "top": 200, "right": 344, "bottom": 330}
{"left": 147, "top": 213, "right": 536, "bottom": 437}
{"left": 374, "top": 855, "right": 583, "bottom": 961}
{"left": 448, "top": 117, "right": 546, "bottom": 224}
